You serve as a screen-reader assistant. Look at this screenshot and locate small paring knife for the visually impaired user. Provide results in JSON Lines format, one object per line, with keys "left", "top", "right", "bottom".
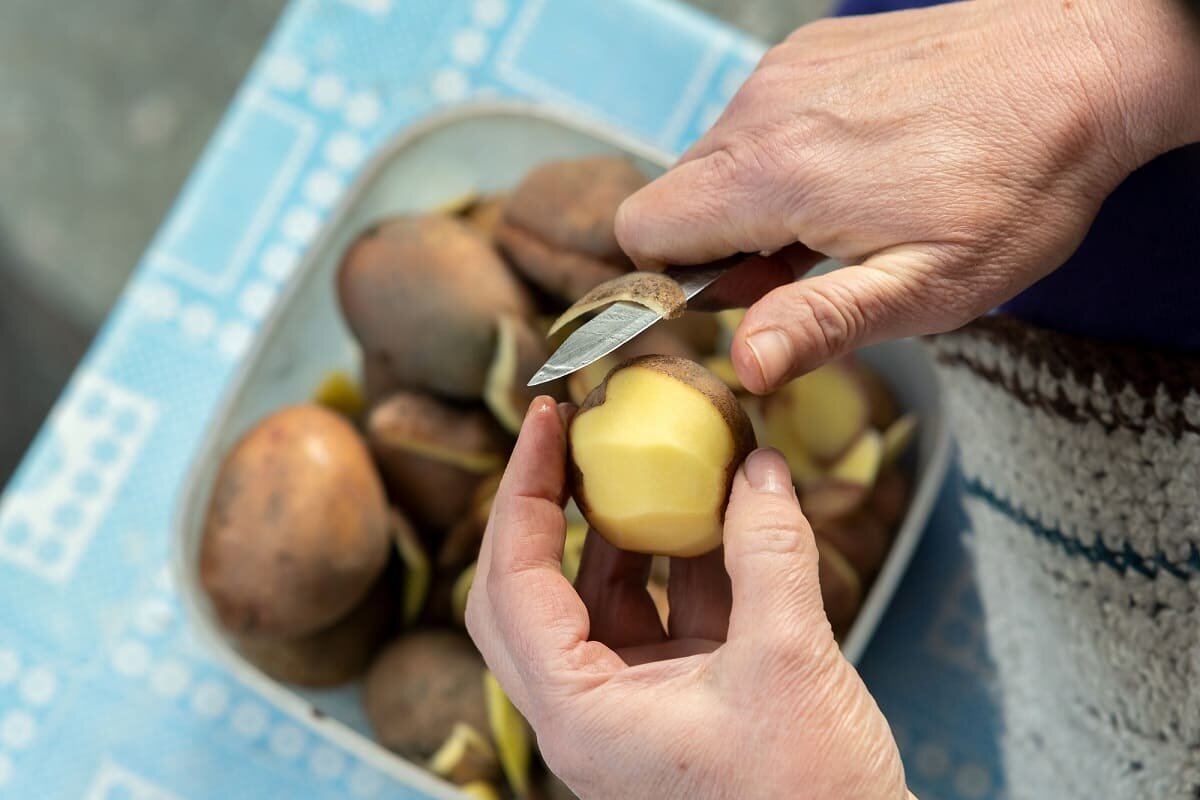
{"left": 527, "top": 264, "right": 732, "bottom": 387}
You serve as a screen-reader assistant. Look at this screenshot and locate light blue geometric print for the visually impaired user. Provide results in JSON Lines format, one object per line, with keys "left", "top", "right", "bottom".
{"left": 0, "top": 1, "right": 1001, "bottom": 797}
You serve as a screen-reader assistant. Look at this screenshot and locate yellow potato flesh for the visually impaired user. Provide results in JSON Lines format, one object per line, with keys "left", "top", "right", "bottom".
{"left": 572, "top": 367, "right": 733, "bottom": 556}
{"left": 775, "top": 364, "right": 867, "bottom": 462}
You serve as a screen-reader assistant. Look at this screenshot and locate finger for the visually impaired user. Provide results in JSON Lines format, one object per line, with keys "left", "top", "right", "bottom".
{"left": 689, "top": 246, "right": 822, "bottom": 312}
{"left": 730, "top": 255, "right": 938, "bottom": 394}
{"left": 574, "top": 531, "right": 666, "bottom": 650}
{"left": 614, "top": 150, "right": 798, "bottom": 271}
{"left": 468, "top": 398, "right": 622, "bottom": 700}
{"left": 722, "top": 449, "right": 829, "bottom": 650}
{"left": 666, "top": 547, "right": 731, "bottom": 642}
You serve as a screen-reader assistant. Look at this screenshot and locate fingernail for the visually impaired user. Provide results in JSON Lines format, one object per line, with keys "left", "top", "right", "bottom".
{"left": 745, "top": 329, "right": 792, "bottom": 389}
{"left": 744, "top": 448, "right": 791, "bottom": 495}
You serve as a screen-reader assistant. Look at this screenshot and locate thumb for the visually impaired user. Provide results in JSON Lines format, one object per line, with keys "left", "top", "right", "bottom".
{"left": 722, "top": 449, "right": 830, "bottom": 648}
{"left": 731, "top": 252, "right": 954, "bottom": 394}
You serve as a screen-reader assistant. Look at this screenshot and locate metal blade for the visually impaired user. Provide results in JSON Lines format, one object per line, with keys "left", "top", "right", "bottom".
{"left": 527, "top": 302, "right": 659, "bottom": 386}
{"left": 527, "top": 264, "right": 730, "bottom": 387}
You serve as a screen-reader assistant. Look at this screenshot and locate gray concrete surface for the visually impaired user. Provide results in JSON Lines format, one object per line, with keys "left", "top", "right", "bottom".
{"left": 0, "top": 0, "right": 829, "bottom": 482}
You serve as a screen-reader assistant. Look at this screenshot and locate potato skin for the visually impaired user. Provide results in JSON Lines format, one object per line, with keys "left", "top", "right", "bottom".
{"left": 496, "top": 156, "right": 647, "bottom": 301}
{"left": 367, "top": 391, "right": 509, "bottom": 532}
{"left": 364, "top": 630, "right": 490, "bottom": 760}
{"left": 200, "top": 405, "right": 391, "bottom": 639}
{"left": 338, "top": 215, "right": 534, "bottom": 400}
{"left": 233, "top": 559, "right": 400, "bottom": 687}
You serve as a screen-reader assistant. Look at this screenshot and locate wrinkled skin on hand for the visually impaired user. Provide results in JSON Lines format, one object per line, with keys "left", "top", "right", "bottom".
{"left": 617, "top": 0, "right": 1200, "bottom": 395}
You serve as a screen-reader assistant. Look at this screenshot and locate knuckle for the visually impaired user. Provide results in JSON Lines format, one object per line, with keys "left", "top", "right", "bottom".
{"left": 778, "top": 283, "right": 862, "bottom": 366}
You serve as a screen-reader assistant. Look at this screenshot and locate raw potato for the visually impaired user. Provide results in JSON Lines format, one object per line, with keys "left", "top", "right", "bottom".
{"left": 233, "top": 563, "right": 398, "bottom": 687}
{"left": 368, "top": 391, "right": 509, "bottom": 531}
{"left": 569, "top": 356, "right": 755, "bottom": 557}
{"left": 816, "top": 538, "right": 863, "bottom": 637}
{"left": 813, "top": 511, "right": 892, "bottom": 581}
{"left": 462, "top": 782, "right": 503, "bottom": 800}
{"left": 312, "top": 370, "right": 366, "bottom": 419}
{"left": 338, "top": 214, "right": 535, "bottom": 400}
{"left": 390, "top": 509, "right": 430, "bottom": 626}
{"left": 547, "top": 271, "right": 687, "bottom": 336}
{"left": 485, "top": 314, "right": 564, "bottom": 434}
{"left": 485, "top": 671, "right": 532, "bottom": 798}
{"left": 869, "top": 467, "right": 912, "bottom": 528}
{"left": 800, "top": 431, "right": 883, "bottom": 522}
{"left": 439, "top": 471, "right": 502, "bottom": 570}
{"left": 565, "top": 326, "right": 696, "bottom": 405}
{"left": 364, "top": 630, "right": 490, "bottom": 761}
{"left": 428, "top": 722, "right": 499, "bottom": 785}
{"left": 849, "top": 360, "right": 900, "bottom": 430}
{"left": 496, "top": 156, "right": 647, "bottom": 301}
{"left": 765, "top": 362, "right": 869, "bottom": 463}
{"left": 465, "top": 194, "right": 509, "bottom": 240}
{"left": 450, "top": 562, "right": 476, "bottom": 626}
{"left": 881, "top": 413, "right": 918, "bottom": 467}
{"left": 200, "top": 405, "right": 391, "bottom": 639}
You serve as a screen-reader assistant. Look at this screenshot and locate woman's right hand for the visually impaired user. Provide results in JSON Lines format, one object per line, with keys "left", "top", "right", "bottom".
{"left": 616, "top": 0, "right": 1200, "bottom": 395}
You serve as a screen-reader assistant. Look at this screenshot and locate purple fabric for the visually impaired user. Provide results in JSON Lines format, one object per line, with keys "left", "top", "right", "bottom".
{"left": 832, "top": 0, "right": 1200, "bottom": 352}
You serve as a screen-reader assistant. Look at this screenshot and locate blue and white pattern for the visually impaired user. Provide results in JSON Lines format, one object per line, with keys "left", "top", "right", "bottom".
{"left": 0, "top": 1, "right": 1001, "bottom": 797}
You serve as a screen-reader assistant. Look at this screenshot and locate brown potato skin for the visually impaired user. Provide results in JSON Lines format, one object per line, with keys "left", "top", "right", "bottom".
{"left": 812, "top": 511, "right": 892, "bottom": 582}
{"left": 338, "top": 214, "right": 534, "bottom": 400}
{"left": 496, "top": 156, "right": 647, "bottom": 301}
{"left": 200, "top": 405, "right": 391, "bottom": 639}
{"left": 233, "top": 559, "right": 400, "bottom": 687}
{"left": 869, "top": 467, "right": 912, "bottom": 529}
{"left": 363, "top": 630, "right": 490, "bottom": 760}
{"left": 367, "top": 392, "right": 509, "bottom": 532}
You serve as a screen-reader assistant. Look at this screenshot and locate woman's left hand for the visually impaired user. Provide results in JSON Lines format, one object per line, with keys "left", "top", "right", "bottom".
{"left": 466, "top": 397, "right": 912, "bottom": 800}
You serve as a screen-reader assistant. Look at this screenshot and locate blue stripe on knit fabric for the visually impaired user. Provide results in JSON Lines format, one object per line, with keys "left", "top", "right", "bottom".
{"left": 961, "top": 477, "right": 1200, "bottom": 581}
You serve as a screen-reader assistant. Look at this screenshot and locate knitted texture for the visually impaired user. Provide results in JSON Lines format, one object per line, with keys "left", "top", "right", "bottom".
{"left": 928, "top": 316, "right": 1200, "bottom": 800}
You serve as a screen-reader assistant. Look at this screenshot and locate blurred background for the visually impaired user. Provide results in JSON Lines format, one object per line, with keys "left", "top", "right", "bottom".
{"left": 0, "top": 0, "right": 828, "bottom": 483}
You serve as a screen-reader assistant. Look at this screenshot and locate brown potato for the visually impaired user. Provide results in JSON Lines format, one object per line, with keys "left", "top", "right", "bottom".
{"left": 812, "top": 511, "right": 892, "bottom": 581}
{"left": 367, "top": 391, "right": 509, "bottom": 531}
{"left": 869, "top": 467, "right": 912, "bottom": 529}
{"left": 816, "top": 538, "right": 863, "bottom": 637}
{"left": 338, "top": 214, "right": 534, "bottom": 400}
{"left": 233, "top": 560, "right": 399, "bottom": 687}
{"left": 496, "top": 156, "right": 647, "bottom": 301}
{"left": 200, "top": 405, "right": 391, "bottom": 639}
{"left": 464, "top": 194, "right": 509, "bottom": 240}
{"left": 363, "top": 630, "right": 490, "bottom": 761}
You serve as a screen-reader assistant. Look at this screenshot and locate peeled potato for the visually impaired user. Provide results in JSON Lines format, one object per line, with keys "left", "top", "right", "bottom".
{"left": 200, "top": 405, "right": 391, "bottom": 639}
{"left": 800, "top": 430, "right": 883, "bottom": 522}
{"left": 765, "top": 362, "right": 869, "bottom": 463}
{"left": 364, "top": 630, "right": 490, "bottom": 761}
{"left": 569, "top": 356, "right": 755, "bottom": 557}
{"left": 338, "top": 214, "right": 534, "bottom": 400}
{"left": 367, "top": 391, "right": 509, "bottom": 531}
{"left": 484, "top": 314, "right": 564, "bottom": 433}
{"left": 495, "top": 156, "right": 647, "bottom": 301}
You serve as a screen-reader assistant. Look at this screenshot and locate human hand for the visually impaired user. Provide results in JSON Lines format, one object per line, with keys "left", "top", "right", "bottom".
{"left": 616, "top": 0, "right": 1200, "bottom": 394}
{"left": 466, "top": 398, "right": 912, "bottom": 800}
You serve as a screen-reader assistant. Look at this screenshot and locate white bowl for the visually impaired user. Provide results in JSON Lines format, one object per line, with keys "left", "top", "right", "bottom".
{"left": 172, "top": 100, "right": 952, "bottom": 796}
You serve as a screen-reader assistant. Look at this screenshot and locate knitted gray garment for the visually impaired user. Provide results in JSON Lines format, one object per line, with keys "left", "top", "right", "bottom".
{"left": 927, "top": 316, "right": 1200, "bottom": 799}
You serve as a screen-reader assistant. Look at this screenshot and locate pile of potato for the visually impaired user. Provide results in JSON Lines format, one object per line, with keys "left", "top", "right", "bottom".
{"left": 198, "top": 155, "right": 914, "bottom": 799}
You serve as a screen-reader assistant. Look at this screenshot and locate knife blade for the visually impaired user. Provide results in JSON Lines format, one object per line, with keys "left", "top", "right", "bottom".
{"left": 527, "top": 264, "right": 731, "bottom": 387}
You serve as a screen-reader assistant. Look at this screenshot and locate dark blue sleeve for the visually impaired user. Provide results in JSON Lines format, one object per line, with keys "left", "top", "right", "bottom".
{"left": 830, "top": 0, "right": 1200, "bottom": 352}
